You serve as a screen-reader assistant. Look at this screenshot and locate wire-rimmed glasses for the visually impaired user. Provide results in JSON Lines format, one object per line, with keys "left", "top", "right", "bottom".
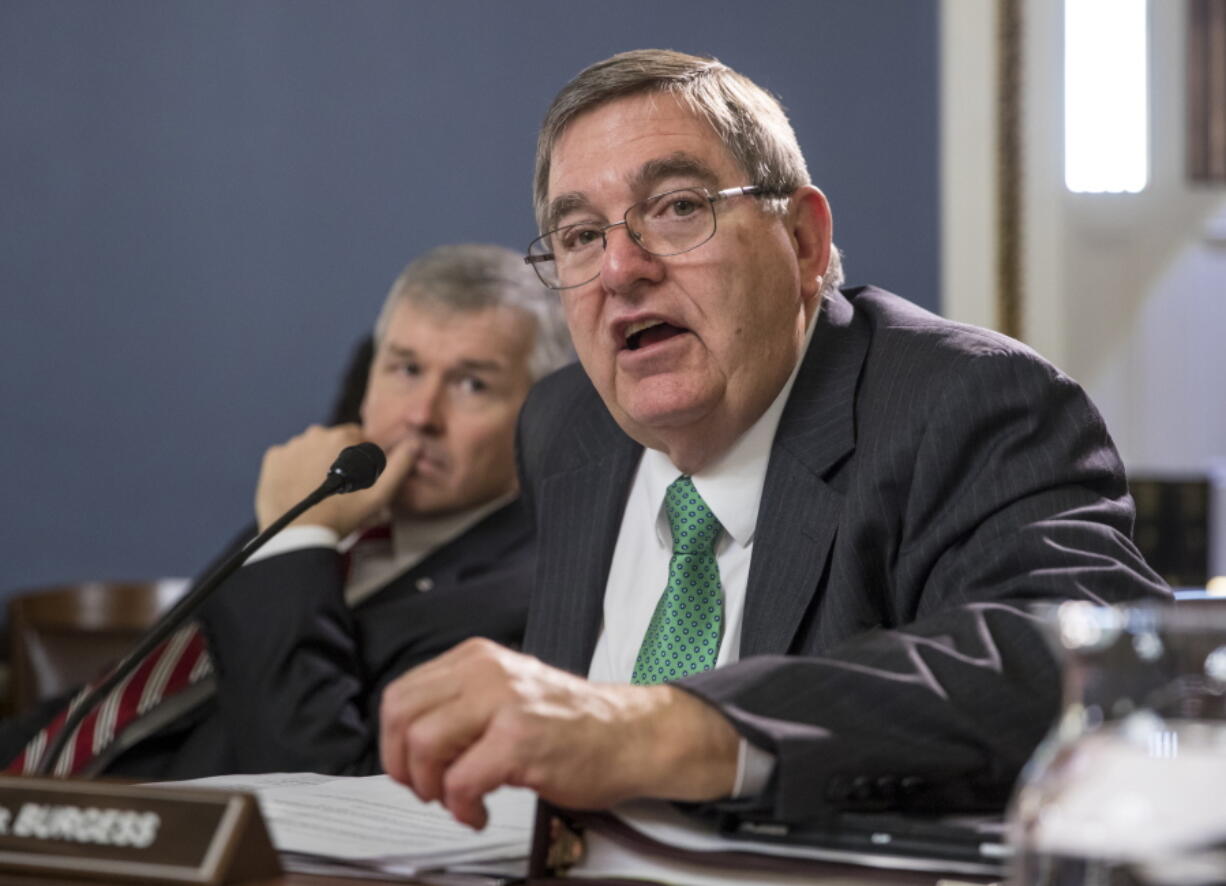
{"left": 524, "top": 184, "right": 780, "bottom": 290}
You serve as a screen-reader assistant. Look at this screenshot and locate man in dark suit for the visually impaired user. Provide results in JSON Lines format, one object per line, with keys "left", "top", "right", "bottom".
{"left": 3, "top": 243, "right": 573, "bottom": 779}
{"left": 378, "top": 51, "right": 1167, "bottom": 832}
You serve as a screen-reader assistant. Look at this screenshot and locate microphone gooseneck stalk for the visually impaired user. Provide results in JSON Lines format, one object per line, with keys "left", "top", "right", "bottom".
{"left": 35, "top": 442, "right": 386, "bottom": 777}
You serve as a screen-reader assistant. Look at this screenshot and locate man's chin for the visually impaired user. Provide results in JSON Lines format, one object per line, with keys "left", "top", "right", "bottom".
{"left": 611, "top": 383, "right": 720, "bottom": 441}
{"left": 390, "top": 473, "right": 519, "bottom": 521}
{"left": 391, "top": 483, "right": 458, "bottom": 521}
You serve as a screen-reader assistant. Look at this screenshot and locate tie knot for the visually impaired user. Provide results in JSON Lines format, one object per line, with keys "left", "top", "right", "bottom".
{"left": 664, "top": 476, "right": 721, "bottom": 554}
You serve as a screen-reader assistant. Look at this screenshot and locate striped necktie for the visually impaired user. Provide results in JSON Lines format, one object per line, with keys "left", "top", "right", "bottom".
{"left": 6, "top": 623, "right": 212, "bottom": 776}
{"left": 6, "top": 523, "right": 393, "bottom": 776}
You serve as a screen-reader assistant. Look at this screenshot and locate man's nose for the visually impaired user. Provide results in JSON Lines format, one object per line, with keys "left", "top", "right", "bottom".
{"left": 599, "top": 225, "right": 665, "bottom": 295}
{"left": 404, "top": 378, "right": 446, "bottom": 432}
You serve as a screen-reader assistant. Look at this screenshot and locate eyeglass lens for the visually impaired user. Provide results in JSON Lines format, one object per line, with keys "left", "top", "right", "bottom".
{"left": 530, "top": 187, "right": 717, "bottom": 289}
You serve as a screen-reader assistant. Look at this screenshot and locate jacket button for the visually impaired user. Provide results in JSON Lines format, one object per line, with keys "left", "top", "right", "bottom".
{"left": 899, "top": 776, "right": 927, "bottom": 796}
{"left": 415, "top": 577, "right": 435, "bottom": 592}
{"left": 825, "top": 775, "right": 852, "bottom": 801}
{"left": 849, "top": 776, "right": 874, "bottom": 802}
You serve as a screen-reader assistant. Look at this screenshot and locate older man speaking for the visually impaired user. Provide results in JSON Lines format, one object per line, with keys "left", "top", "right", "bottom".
{"left": 379, "top": 51, "right": 1166, "bottom": 831}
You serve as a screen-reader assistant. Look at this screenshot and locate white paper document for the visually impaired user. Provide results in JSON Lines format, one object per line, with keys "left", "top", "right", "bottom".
{"left": 158, "top": 772, "right": 535, "bottom": 880}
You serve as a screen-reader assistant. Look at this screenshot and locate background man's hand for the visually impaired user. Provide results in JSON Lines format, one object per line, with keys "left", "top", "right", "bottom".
{"left": 379, "top": 638, "right": 740, "bottom": 829}
{"left": 255, "top": 424, "right": 416, "bottom": 535}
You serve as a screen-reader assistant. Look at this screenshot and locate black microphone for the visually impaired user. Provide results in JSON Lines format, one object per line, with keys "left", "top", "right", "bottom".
{"left": 323, "top": 441, "right": 386, "bottom": 493}
{"left": 36, "top": 443, "right": 387, "bottom": 776}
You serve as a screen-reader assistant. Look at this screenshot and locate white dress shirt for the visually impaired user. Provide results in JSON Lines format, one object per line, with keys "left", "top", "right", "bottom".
{"left": 243, "top": 495, "right": 513, "bottom": 604}
{"left": 588, "top": 315, "right": 818, "bottom": 796}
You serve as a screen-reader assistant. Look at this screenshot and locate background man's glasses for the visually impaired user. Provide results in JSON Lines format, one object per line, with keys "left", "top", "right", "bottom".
{"left": 524, "top": 184, "right": 781, "bottom": 290}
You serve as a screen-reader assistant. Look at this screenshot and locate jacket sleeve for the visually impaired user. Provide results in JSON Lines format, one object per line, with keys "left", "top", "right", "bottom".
{"left": 196, "top": 547, "right": 384, "bottom": 774}
{"left": 677, "top": 343, "right": 1169, "bottom": 822}
{"left": 194, "top": 510, "right": 535, "bottom": 776}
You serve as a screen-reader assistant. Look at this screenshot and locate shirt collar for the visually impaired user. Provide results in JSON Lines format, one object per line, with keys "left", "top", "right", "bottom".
{"left": 643, "top": 310, "right": 819, "bottom": 548}
{"left": 389, "top": 492, "right": 515, "bottom": 563}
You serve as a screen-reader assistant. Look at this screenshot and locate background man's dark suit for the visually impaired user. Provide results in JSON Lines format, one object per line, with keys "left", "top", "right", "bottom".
{"left": 3, "top": 500, "right": 532, "bottom": 779}
{"left": 518, "top": 286, "right": 1167, "bottom": 822}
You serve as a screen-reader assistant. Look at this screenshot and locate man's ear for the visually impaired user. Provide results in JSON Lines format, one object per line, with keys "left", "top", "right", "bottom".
{"left": 787, "top": 186, "right": 833, "bottom": 303}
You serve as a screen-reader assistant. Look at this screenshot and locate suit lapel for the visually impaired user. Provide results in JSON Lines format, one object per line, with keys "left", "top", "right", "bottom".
{"left": 529, "top": 289, "right": 872, "bottom": 666}
{"left": 355, "top": 501, "right": 534, "bottom": 675}
{"left": 741, "top": 291, "right": 869, "bottom": 656}
{"left": 527, "top": 395, "right": 642, "bottom": 675}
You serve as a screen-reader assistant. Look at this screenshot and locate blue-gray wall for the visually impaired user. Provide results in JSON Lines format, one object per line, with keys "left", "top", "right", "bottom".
{"left": 0, "top": 1, "right": 938, "bottom": 600}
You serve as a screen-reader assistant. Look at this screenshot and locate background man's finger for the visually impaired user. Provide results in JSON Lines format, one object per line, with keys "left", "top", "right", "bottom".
{"left": 384, "top": 435, "right": 420, "bottom": 479}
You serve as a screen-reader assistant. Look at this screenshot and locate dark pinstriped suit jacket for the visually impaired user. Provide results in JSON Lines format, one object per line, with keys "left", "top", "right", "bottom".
{"left": 516, "top": 286, "right": 1167, "bottom": 823}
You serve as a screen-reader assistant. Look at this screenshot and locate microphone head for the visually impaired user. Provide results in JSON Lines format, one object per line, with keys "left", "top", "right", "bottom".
{"left": 326, "top": 442, "right": 386, "bottom": 493}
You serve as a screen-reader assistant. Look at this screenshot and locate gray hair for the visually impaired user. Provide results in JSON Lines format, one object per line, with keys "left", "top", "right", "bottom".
{"left": 374, "top": 243, "right": 573, "bottom": 381}
{"left": 534, "top": 49, "right": 843, "bottom": 297}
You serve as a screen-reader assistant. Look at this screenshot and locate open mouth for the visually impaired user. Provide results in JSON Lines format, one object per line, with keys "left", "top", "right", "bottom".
{"left": 624, "top": 319, "right": 689, "bottom": 351}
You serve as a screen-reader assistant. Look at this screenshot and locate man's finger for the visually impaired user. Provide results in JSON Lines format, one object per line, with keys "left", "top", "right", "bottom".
{"left": 441, "top": 726, "right": 520, "bottom": 830}
{"left": 379, "top": 709, "right": 408, "bottom": 785}
{"left": 379, "top": 644, "right": 497, "bottom": 790}
{"left": 375, "top": 435, "right": 419, "bottom": 494}
{"left": 402, "top": 697, "right": 492, "bottom": 804}
{"left": 379, "top": 668, "right": 462, "bottom": 784}
{"left": 380, "top": 651, "right": 469, "bottom": 727}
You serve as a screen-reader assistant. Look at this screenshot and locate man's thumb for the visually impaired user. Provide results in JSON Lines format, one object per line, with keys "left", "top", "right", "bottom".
{"left": 375, "top": 437, "right": 419, "bottom": 493}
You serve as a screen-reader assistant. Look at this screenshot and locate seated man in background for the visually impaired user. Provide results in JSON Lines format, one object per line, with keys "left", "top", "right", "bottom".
{"left": 3, "top": 242, "right": 572, "bottom": 779}
{"left": 378, "top": 50, "right": 1169, "bottom": 839}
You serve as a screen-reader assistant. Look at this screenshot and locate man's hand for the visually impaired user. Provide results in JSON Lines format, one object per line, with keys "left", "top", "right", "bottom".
{"left": 255, "top": 424, "right": 416, "bottom": 535}
{"left": 379, "top": 638, "right": 740, "bottom": 828}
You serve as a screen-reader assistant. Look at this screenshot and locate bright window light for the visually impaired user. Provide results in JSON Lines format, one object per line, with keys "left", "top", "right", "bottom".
{"left": 1065, "top": 0, "right": 1149, "bottom": 193}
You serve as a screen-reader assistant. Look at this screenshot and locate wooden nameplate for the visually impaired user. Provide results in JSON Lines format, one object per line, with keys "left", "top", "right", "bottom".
{"left": 0, "top": 776, "right": 281, "bottom": 884}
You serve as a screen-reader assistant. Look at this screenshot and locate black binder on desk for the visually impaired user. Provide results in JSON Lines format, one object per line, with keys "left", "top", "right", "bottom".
{"left": 533, "top": 801, "right": 1007, "bottom": 884}
{"left": 726, "top": 809, "right": 1008, "bottom": 877}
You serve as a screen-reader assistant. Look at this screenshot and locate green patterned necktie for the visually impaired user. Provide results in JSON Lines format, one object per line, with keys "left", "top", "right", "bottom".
{"left": 631, "top": 475, "right": 724, "bottom": 684}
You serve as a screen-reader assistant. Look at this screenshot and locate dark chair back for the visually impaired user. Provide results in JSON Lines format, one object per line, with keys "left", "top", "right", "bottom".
{"left": 6, "top": 580, "right": 188, "bottom": 715}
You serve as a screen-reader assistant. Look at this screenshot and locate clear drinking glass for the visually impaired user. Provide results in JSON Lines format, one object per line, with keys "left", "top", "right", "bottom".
{"left": 1008, "top": 600, "right": 1226, "bottom": 886}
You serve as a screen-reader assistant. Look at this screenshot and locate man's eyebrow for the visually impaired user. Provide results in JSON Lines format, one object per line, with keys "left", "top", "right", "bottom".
{"left": 544, "top": 154, "right": 722, "bottom": 232}
{"left": 629, "top": 154, "right": 721, "bottom": 194}
{"left": 544, "top": 192, "right": 591, "bottom": 233}
{"left": 452, "top": 358, "right": 506, "bottom": 375}
{"left": 382, "top": 344, "right": 506, "bottom": 374}
{"left": 382, "top": 343, "right": 417, "bottom": 360}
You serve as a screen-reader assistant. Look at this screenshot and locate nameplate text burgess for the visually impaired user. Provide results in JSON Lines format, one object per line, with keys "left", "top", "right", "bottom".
{"left": 0, "top": 776, "right": 279, "bottom": 884}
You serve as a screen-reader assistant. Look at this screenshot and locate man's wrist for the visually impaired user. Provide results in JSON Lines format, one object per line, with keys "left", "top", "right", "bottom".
{"left": 629, "top": 685, "right": 739, "bottom": 802}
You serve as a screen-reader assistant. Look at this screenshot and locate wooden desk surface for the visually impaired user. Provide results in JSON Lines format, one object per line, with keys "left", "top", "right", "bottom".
{"left": 0, "top": 868, "right": 982, "bottom": 885}
{"left": 268, "top": 876, "right": 428, "bottom": 886}
{"left": 263, "top": 870, "right": 984, "bottom": 886}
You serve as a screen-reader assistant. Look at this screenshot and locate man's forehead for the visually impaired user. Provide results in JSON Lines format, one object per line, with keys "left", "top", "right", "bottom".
{"left": 545, "top": 94, "right": 736, "bottom": 225}
{"left": 546, "top": 152, "right": 723, "bottom": 225}
{"left": 380, "top": 302, "right": 532, "bottom": 366}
